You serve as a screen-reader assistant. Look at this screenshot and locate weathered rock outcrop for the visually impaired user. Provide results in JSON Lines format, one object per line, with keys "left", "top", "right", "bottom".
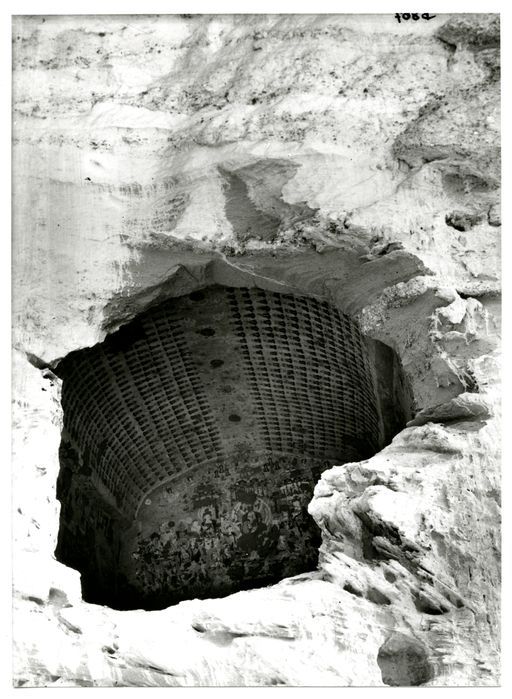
{"left": 12, "top": 13, "right": 500, "bottom": 686}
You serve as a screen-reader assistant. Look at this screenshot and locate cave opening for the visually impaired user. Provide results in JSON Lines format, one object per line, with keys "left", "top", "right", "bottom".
{"left": 54, "top": 284, "right": 412, "bottom": 611}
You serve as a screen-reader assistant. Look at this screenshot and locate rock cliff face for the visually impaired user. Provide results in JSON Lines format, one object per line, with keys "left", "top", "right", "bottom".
{"left": 12, "top": 14, "right": 500, "bottom": 686}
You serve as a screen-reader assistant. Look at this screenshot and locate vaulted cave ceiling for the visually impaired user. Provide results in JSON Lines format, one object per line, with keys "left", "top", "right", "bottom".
{"left": 57, "top": 285, "right": 386, "bottom": 519}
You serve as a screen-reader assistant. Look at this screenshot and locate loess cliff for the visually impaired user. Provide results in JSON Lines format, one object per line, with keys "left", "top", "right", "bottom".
{"left": 12, "top": 13, "right": 500, "bottom": 687}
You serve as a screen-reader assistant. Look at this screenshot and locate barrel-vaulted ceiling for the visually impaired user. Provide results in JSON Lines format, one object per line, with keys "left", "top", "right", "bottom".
{"left": 58, "top": 285, "right": 381, "bottom": 518}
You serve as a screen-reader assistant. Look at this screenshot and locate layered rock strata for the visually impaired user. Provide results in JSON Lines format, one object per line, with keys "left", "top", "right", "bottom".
{"left": 12, "top": 13, "right": 500, "bottom": 686}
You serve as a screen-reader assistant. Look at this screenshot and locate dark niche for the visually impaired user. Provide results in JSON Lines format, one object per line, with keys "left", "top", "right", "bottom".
{"left": 54, "top": 285, "right": 412, "bottom": 610}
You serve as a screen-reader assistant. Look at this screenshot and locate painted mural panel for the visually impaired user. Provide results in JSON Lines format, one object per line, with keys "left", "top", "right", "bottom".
{"left": 120, "top": 453, "right": 331, "bottom": 605}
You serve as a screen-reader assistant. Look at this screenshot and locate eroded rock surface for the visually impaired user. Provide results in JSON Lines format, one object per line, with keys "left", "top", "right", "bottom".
{"left": 12, "top": 13, "right": 500, "bottom": 686}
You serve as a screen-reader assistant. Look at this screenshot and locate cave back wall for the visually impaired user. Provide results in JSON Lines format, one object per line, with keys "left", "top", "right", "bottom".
{"left": 55, "top": 285, "right": 411, "bottom": 609}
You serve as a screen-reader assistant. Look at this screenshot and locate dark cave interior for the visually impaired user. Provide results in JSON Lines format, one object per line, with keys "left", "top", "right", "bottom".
{"left": 54, "top": 284, "right": 412, "bottom": 610}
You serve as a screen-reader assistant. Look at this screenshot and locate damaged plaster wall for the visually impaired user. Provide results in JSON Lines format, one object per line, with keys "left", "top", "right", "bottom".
{"left": 12, "top": 13, "right": 500, "bottom": 686}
